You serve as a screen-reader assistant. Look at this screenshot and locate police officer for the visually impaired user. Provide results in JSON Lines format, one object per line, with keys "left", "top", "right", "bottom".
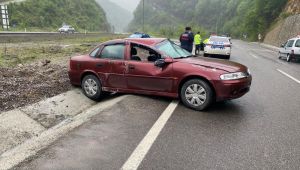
{"left": 194, "top": 32, "right": 202, "bottom": 55}
{"left": 179, "top": 27, "right": 194, "bottom": 53}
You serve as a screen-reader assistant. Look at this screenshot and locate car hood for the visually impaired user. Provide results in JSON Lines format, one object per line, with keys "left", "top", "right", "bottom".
{"left": 177, "top": 57, "right": 247, "bottom": 72}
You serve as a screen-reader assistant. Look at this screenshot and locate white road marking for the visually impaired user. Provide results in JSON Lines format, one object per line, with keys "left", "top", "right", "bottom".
{"left": 0, "top": 95, "right": 128, "bottom": 170}
{"left": 249, "top": 53, "right": 259, "bottom": 59}
{"left": 277, "top": 69, "right": 300, "bottom": 84}
{"left": 121, "top": 100, "right": 179, "bottom": 170}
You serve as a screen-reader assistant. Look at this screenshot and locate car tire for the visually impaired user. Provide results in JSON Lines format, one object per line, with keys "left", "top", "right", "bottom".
{"left": 180, "top": 79, "right": 213, "bottom": 111}
{"left": 225, "top": 55, "right": 230, "bottom": 59}
{"left": 287, "top": 54, "right": 291, "bottom": 62}
{"left": 278, "top": 52, "right": 282, "bottom": 59}
{"left": 81, "top": 75, "right": 103, "bottom": 101}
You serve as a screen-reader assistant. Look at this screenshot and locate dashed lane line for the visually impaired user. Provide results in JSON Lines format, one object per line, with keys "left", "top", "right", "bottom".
{"left": 277, "top": 69, "right": 300, "bottom": 84}
{"left": 121, "top": 100, "right": 179, "bottom": 170}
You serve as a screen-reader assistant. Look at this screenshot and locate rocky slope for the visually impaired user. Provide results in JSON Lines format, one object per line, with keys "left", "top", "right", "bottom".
{"left": 264, "top": 0, "right": 300, "bottom": 46}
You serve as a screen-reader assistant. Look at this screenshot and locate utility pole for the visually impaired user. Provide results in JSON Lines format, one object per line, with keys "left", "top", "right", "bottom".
{"left": 142, "top": 0, "right": 144, "bottom": 32}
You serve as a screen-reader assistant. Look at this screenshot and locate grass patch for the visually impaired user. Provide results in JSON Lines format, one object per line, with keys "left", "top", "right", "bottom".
{"left": 0, "top": 34, "right": 126, "bottom": 67}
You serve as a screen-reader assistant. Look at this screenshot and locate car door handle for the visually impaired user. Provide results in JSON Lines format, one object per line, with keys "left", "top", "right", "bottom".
{"left": 96, "top": 63, "right": 103, "bottom": 67}
{"left": 129, "top": 65, "right": 135, "bottom": 69}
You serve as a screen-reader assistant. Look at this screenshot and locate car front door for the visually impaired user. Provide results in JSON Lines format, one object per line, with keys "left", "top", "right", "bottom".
{"left": 284, "top": 40, "right": 295, "bottom": 58}
{"left": 125, "top": 44, "right": 174, "bottom": 93}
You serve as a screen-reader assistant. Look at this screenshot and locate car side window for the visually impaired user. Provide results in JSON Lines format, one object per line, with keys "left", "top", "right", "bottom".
{"left": 287, "top": 40, "right": 295, "bottom": 47}
{"left": 130, "top": 44, "right": 161, "bottom": 62}
{"left": 90, "top": 47, "right": 100, "bottom": 58}
{"left": 100, "top": 44, "right": 125, "bottom": 60}
{"left": 295, "top": 40, "right": 300, "bottom": 48}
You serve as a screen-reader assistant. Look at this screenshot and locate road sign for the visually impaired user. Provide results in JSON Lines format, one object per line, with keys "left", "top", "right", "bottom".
{"left": 1, "top": 5, "right": 9, "bottom": 30}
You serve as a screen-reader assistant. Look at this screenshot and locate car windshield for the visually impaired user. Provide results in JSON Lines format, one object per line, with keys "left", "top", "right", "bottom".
{"left": 155, "top": 40, "right": 192, "bottom": 59}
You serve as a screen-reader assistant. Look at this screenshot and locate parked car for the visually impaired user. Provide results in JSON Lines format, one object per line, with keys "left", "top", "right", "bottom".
{"left": 129, "top": 32, "right": 150, "bottom": 38}
{"left": 278, "top": 36, "right": 300, "bottom": 62}
{"left": 204, "top": 36, "right": 232, "bottom": 59}
{"left": 58, "top": 25, "right": 75, "bottom": 33}
{"left": 68, "top": 38, "right": 252, "bottom": 111}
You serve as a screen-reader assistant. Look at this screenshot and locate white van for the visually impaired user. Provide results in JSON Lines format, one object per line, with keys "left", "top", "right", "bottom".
{"left": 278, "top": 36, "right": 300, "bottom": 62}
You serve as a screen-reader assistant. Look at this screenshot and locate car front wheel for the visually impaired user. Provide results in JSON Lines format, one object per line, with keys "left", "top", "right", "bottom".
{"left": 82, "top": 75, "right": 103, "bottom": 101}
{"left": 225, "top": 55, "right": 230, "bottom": 59}
{"left": 287, "top": 54, "right": 291, "bottom": 62}
{"left": 180, "top": 79, "right": 213, "bottom": 111}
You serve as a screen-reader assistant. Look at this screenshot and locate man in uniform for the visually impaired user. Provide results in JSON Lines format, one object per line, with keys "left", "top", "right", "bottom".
{"left": 179, "top": 27, "right": 194, "bottom": 53}
{"left": 194, "top": 31, "right": 202, "bottom": 55}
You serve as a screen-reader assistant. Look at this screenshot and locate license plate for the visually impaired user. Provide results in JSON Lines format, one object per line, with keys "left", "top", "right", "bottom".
{"left": 212, "top": 45, "right": 224, "bottom": 49}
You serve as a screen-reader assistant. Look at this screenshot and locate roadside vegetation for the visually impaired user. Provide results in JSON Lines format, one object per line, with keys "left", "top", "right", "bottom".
{"left": 0, "top": 35, "right": 119, "bottom": 67}
{"left": 6, "top": 0, "right": 110, "bottom": 32}
{"left": 130, "top": 0, "right": 288, "bottom": 41}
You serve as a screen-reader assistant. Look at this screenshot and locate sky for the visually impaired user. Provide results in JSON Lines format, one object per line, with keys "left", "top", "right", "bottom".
{"left": 109, "top": 0, "right": 141, "bottom": 13}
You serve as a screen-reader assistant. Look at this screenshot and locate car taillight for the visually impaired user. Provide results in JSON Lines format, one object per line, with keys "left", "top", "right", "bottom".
{"left": 224, "top": 44, "right": 231, "bottom": 47}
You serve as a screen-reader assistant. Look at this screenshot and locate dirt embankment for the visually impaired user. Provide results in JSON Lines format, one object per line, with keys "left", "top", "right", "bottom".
{"left": 0, "top": 60, "right": 72, "bottom": 112}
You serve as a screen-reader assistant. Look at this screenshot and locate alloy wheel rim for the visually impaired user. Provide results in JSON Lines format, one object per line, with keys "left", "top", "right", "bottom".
{"left": 84, "top": 79, "right": 98, "bottom": 96}
{"left": 185, "top": 84, "right": 207, "bottom": 106}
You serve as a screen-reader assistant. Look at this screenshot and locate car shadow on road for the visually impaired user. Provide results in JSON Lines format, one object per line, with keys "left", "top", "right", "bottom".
{"left": 205, "top": 100, "right": 246, "bottom": 115}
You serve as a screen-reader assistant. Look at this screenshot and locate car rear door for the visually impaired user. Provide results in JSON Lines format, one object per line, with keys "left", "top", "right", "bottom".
{"left": 294, "top": 39, "right": 300, "bottom": 56}
{"left": 99, "top": 44, "right": 127, "bottom": 89}
{"left": 125, "top": 44, "right": 174, "bottom": 93}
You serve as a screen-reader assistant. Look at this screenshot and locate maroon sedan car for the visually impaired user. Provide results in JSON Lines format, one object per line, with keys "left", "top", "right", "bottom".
{"left": 68, "top": 38, "right": 252, "bottom": 110}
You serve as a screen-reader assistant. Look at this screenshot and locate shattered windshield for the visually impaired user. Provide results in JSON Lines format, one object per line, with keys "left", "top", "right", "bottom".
{"left": 155, "top": 40, "right": 192, "bottom": 59}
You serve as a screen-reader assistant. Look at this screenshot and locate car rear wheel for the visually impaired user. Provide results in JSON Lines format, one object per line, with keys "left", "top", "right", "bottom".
{"left": 180, "top": 79, "right": 213, "bottom": 111}
{"left": 287, "top": 54, "right": 291, "bottom": 62}
{"left": 82, "top": 75, "right": 103, "bottom": 101}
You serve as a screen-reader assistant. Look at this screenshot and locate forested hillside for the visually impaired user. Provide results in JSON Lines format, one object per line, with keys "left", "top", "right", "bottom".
{"left": 130, "top": 0, "right": 288, "bottom": 40}
{"left": 95, "top": 0, "right": 132, "bottom": 32}
{"left": 7, "top": 0, "right": 110, "bottom": 32}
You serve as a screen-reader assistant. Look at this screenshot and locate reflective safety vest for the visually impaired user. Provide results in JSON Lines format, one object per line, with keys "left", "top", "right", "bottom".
{"left": 194, "top": 34, "right": 202, "bottom": 45}
{"left": 203, "top": 38, "right": 209, "bottom": 44}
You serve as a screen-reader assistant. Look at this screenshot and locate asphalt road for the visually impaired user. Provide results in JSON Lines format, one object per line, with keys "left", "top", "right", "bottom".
{"left": 17, "top": 40, "right": 300, "bottom": 170}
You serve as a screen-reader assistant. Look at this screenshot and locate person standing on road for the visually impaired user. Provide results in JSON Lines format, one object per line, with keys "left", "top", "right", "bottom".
{"left": 180, "top": 27, "right": 194, "bottom": 53}
{"left": 258, "top": 33, "right": 262, "bottom": 43}
{"left": 194, "top": 32, "right": 202, "bottom": 55}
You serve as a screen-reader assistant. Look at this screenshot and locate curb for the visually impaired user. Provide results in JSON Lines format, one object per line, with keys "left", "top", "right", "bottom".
{"left": 0, "top": 88, "right": 128, "bottom": 169}
{"left": 260, "top": 43, "right": 280, "bottom": 51}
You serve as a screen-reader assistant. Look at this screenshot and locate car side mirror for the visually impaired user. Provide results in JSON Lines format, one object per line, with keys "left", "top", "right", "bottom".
{"left": 154, "top": 58, "right": 173, "bottom": 67}
{"left": 280, "top": 44, "right": 285, "bottom": 48}
{"left": 164, "top": 57, "right": 173, "bottom": 63}
{"left": 154, "top": 59, "right": 166, "bottom": 67}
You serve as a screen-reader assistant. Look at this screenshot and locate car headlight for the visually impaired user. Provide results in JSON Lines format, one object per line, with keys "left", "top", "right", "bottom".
{"left": 220, "top": 72, "right": 249, "bottom": 80}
